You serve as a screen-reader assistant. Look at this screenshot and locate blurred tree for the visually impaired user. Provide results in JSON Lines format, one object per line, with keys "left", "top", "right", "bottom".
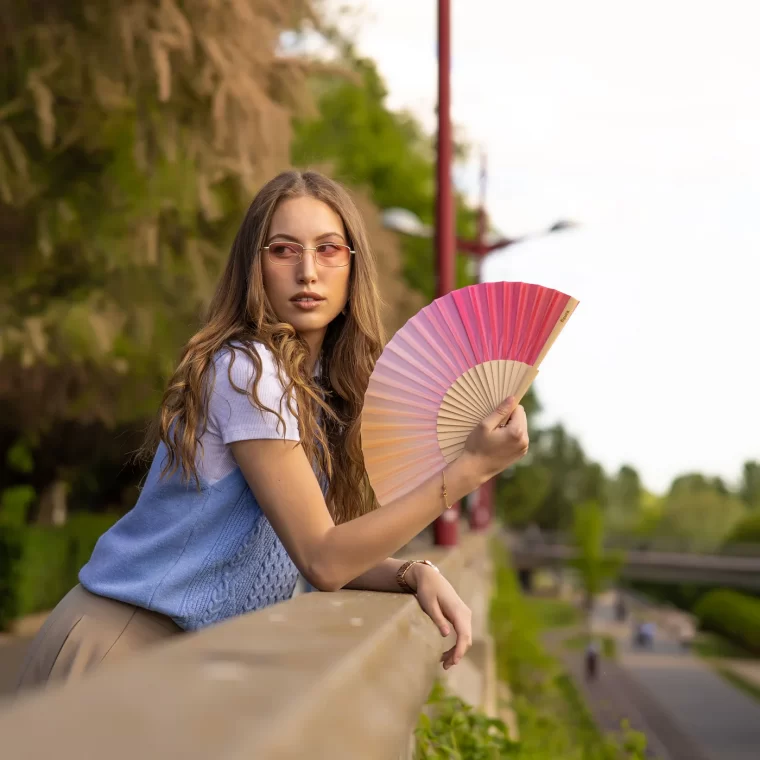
{"left": 569, "top": 500, "right": 623, "bottom": 611}
{"left": 0, "top": 0, "right": 326, "bottom": 521}
{"left": 740, "top": 460, "right": 760, "bottom": 510}
{"left": 532, "top": 424, "right": 594, "bottom": 530}
{"left": 497, "top": 463, "right": 552, "bottom": 528}
{"left": 606, "top": 464, "right": 643, "bottom": 535}
{"left": 658, "top": 486, "right": 746, "bottom": 552}
{"left": 724, "top": 511, "right": 760, "bottom": 546}
{"left": 496, "top": 422, "right": 610, "bottom": 532}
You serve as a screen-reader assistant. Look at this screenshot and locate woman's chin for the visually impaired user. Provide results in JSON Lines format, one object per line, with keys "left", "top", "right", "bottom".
{"left": 287, "top": 310, "right": 337, "bottom": 334}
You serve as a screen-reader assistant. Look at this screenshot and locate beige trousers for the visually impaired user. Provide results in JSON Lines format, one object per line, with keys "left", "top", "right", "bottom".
{"left": 16, "top": 585, "right": 181, "bottom": 693}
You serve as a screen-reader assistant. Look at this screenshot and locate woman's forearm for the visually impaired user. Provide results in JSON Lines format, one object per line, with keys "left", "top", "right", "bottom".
{"left": 343, "top": 557, "right": 437, "bottom": 593}
{"left": 343, "top": 557, "right": 405, "bottom": 592}
{"left": 310, "top": 452, "right": 483, "bottom": 590}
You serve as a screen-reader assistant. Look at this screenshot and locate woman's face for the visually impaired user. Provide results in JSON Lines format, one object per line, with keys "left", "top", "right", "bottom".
{"left": 262, "top": 196, "right": 352, "bottom": 355}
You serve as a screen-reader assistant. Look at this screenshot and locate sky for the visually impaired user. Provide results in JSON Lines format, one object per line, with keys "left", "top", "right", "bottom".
{"left": 328, "top": 0, "right": 759, "bottom": 495}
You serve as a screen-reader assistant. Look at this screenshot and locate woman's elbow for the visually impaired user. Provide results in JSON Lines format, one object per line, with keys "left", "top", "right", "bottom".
{"left": 303, "top": 560, "right": 345, "bottom": 592}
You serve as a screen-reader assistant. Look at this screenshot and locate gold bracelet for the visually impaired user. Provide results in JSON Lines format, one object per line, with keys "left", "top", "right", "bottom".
{"left": 396, "top": 559, "right": 440, "bottom": 593}
{"left": 442, "top": 469, "right": 451, "bottom": 510}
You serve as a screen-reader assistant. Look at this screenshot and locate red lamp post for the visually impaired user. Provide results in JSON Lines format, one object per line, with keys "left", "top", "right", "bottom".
{"left": 432, "top": 0, "right": 459, "bottom": 546}
{"left": 426, "top": 0, "right": 576, "bottom": 544}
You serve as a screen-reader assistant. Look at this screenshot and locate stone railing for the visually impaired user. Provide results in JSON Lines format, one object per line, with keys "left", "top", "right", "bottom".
{"left": 0, "top": 532, "right": 498, "bottom": 760}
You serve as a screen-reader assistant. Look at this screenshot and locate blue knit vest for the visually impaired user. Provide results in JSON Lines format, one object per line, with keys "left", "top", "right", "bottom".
{"left": 79, "top": 443, "right": 298, "bottom": 631}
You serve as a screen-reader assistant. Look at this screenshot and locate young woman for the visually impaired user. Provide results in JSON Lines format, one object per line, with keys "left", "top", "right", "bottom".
{"left": 17, "top": 170, "right": 529, "bottom": 690}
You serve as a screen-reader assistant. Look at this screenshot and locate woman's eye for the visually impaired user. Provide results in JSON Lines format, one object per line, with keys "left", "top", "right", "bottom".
{"left": 270, "top": 244, "right": 298, "bottom": 256}
{"left": 317, "top": 244, "right": 341, "bottom": 255}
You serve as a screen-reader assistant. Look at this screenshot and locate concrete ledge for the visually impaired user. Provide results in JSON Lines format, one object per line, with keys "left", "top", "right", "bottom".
{"left": 0, "top": 533, "right": 491, "bottom": 760}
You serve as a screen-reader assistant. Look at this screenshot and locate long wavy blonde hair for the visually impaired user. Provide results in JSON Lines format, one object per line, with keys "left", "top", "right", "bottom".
{"left": 141, "top": 171, "right": 385, "bottom": 523}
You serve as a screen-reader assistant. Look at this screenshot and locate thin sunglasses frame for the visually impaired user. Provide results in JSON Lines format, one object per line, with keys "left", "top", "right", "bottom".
{"left": 261, "top": 242, "right": 356, "bottom": 268}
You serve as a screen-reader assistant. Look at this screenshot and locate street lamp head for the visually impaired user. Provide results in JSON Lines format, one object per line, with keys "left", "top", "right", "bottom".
{"left": 381, "top": 207, "right": 433, "bottom": 239}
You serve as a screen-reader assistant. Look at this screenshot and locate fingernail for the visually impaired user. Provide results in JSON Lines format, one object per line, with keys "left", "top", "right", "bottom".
{"left": 441, "top": 627, "right": 450, "bottom": 636}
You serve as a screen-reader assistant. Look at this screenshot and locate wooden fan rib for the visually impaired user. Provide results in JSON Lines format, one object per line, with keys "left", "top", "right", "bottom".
{"left": 438, "top": 382, "right": 489, "bottom": 421}
{"left": 449, "top": 368, "right": 491, "bottom": 417}
{"left": 437, "top": 399, "right": 484, "bottom": 426}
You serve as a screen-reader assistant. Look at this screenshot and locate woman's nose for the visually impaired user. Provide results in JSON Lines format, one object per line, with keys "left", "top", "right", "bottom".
{"left": 297, "top": 251, "right": 319, "bottom": 284}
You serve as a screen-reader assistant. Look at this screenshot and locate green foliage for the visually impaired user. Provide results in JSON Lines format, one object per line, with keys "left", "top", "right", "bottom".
{"left": 606, "top": 465, "right": 643, "bottom": 536}
{"left": 497, "top": 464, "right": 552, "bottom": 528}
{"left": 0, "top": 524, "right": 23, "bottom": 629}
{"left": 570, "top": 501, "right": 624, "bottom": 604}
{"left": 693, "top": 589, "right": 760, "bottom": 655}
{"left": 692, "top": 631, "right": 752, "bottom": 660}
{"left": 624, "top": 580, "right": 712, "bottom": 612}
{"left": 490, "top": 550, "right": 650, "bottom": 759}
{"left": 740, "top": 461, "right": 760, "bottom": 510}
{"left": 415, "top": 682, "right": 516, "bottom": 759}
{"left": 0, "top": 485, "right": 35, "bottom": 526}
{"left": 497, "top": 424, "right": 611, "bottom": 532}
{"left": 0, "top": 1, "right": 330, "bottom": 522}
{"left": 522, "top": 596, "right": 581, "bottom": 630}
{"left": 0, "top": 513, "right": 116, "bottom": 629}
{"left": 657, "top": 487, "right": 746, "bottom": 552}
{"left": 1, "top": 2, "right": 322, "bottom": 428}
{"left": 724, "top": 511, "right": 760, "bottom": 546}
{"left": 6, "top": 438, "right": 35, "bottom": 474}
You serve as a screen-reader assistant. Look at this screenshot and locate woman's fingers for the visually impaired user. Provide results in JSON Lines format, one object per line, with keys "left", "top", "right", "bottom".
{"left": 424, "top": 599, "right": 451, "bottom": 637}
{"left": 440, "top": 605, "right": 472, "bottom": 669}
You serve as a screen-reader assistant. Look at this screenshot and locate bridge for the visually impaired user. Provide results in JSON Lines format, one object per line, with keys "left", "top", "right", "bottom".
{"left": 508, "top": 532, "right": 760, "bottom": 589}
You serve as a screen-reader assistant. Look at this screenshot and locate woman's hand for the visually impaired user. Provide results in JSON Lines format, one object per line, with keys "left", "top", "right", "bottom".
{"left": 407, "top": 563, "right": 473, "bottom": 670}
{"left": 462, "top": 395, "right": 530, "bottom": 482}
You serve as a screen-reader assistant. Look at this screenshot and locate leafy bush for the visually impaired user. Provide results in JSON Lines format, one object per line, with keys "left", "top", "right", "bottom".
{"left": 523, "top": 596, "right": 582, "bottom": 630}
{"left": 724, "top": 512, "right": 760, "bottom": 546}
{"left": 0, "top": 525, "right": 24, "bottom": 629}
{"left": 413, "top": 548, "right": 650, "bottom": 759}
{"left": 693, "top": 590, "right": 760, "bottom": 654}
{"left": 0, "top": 486, "right": 36, "bottom": 527}
{"left": 0, "top": 513, "right": 116, "bottom": 630}
{"left": 415, "top": 682, "right": 516, "bottom": 759}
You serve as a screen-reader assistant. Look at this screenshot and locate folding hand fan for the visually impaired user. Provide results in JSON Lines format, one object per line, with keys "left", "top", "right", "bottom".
{"left": 361, "top": 282, "right": 578, "bottom": 505}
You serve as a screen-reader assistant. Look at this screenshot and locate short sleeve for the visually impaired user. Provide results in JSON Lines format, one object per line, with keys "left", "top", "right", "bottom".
{"left": 208, "top": 344, "right": 300, "bottom": 444}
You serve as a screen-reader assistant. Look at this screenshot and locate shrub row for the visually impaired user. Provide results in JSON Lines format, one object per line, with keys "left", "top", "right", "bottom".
{"left": 0, "top": 513, "right": 116, "bottom": 630}
{"left": 693, "top": 589, "right": 760, "bottom": 655}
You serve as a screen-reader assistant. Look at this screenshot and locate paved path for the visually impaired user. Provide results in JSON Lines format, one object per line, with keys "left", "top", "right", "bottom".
{"left": 0, "top": 635, "right": 31, "bottom": 702}
{"left": 545, "top": 628, "right": 708, "bottom": 760}
{"left": 595, "top": 595, "right": 760, "bottom": 760}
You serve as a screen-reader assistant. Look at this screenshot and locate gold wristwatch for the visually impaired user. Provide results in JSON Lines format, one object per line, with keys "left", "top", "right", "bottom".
{"left": 396, "top": 559, "right": 440, "bottom": 593}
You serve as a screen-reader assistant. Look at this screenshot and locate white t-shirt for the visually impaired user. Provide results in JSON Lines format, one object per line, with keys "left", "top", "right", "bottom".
{"left": 198, "top": 343, "right": 302, "bottom": 484}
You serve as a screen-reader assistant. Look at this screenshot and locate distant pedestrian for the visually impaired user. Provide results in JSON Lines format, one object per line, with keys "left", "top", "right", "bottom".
{"left": 585, "top": 639, "right": 600, "bottom": 681}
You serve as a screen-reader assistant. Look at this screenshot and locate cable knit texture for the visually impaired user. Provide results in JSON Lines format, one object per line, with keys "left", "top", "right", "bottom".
{"left": 79, "top": 343, "right": 311, "bottom": 631}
